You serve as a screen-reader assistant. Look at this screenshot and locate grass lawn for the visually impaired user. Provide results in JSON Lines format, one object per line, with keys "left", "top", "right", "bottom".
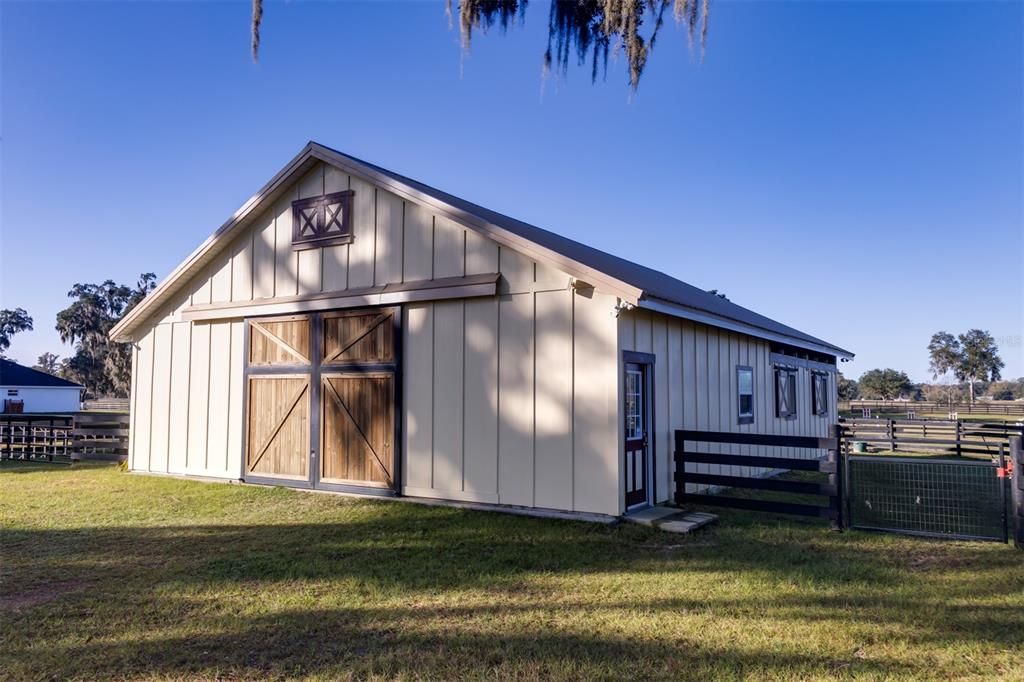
{"left": 2, "top": 462, "right": 1022, "bottom": 680}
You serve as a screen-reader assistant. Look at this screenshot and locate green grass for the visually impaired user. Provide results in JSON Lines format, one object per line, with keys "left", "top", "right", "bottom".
{"left": 2, "top": 462, "right": 1022, "bottom": 680}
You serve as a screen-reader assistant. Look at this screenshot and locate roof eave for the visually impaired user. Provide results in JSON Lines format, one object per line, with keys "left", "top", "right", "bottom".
{"left": 637, "top": 296, "right": 854, "bottom": 361}
{"left": 111, "top": 142, "right": 644, "bottom": 342}
{"left": 308, "top": 144, "right": 644, "bottom": 303}
{"left": 110, "top": 142, "right": 324, "bottom": 342}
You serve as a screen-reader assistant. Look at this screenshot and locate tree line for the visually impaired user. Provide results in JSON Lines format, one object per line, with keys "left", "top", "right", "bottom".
{"left": 838, "top": 329, "right": 1013, "bottom": 404}
{"left": 0, "top": 274, "right": 156, "bottom": 398}
{"left": 5, "top": 290, "right": 1015, "bottom": 405}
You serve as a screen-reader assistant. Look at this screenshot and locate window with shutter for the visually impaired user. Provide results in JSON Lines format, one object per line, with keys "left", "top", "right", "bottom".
{"left": 774, "top": 366, "right": 798, "bottom": 419}
{"left": 811, "top": 371, "right": 828, "bottom": 416}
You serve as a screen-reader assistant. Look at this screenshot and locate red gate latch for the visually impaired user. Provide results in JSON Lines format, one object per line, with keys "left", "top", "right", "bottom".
{"left": 997, "top": 459, "right": 1014, "bottom": 479}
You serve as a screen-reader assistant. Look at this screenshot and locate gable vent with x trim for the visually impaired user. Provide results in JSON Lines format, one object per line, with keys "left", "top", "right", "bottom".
{"left": 291, "top": 189, "right": 354, "bottom": 250}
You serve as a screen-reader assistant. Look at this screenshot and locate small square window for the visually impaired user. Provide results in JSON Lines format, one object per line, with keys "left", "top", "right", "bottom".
{"left": 775, "top": 366, "right": 798, "bottom": 419}
{"left": 736, "top": 366, "right": 754, "bottom": 425}
{"left": 7, "top": 389, "right": 19, "bottom": 397}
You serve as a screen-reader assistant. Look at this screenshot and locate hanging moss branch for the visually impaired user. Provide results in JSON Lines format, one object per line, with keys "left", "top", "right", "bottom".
{"left": 251, "top": 0, "right": 263, "bottom": 62}
{"left": 247, "top": 0, "right": 709, "bottom": 88}
{"left": 449, "top": 0, "right": 528, "bottom": 50}
{"left": 461, "top": 0, "right": 711, "bottom": 89}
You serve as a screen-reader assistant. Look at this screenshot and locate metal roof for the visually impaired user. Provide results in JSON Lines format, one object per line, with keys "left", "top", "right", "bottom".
{"left": 317, "top": 144, "right": 853, "bottom": 358}
{"left": 0, "top": 359, "right": 84, "bottom": 388}
{"left": 111, "top": 141, "right": 852, "bottom": 358}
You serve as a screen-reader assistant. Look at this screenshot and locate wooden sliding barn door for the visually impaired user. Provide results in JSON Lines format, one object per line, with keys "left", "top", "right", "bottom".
{"left": 321, "top": 374, "right": 394, "bottom": 487}
{"left": 318, "top": 310, "right": 398, "bottom": 489}
{"left": 245, "top": 316, "right": 312, "bottom": 481}
{"left": 243, "top": 309, "right": 399, "bottom": 492}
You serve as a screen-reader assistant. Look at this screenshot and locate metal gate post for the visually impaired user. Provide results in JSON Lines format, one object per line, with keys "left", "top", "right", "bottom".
{"left": 1011, "top": 436, "right": 1023, "bottom": 550}
{"left": 829, "top": 424, "right": 843, "bottom": 531}
{"left": 842, "top": 425, "right": 852, "bottom": 529}
{"left": 998, "top": 445, "right": 1008, "bottom": 544}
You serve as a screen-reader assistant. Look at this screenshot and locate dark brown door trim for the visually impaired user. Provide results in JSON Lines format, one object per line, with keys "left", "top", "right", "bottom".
{"left": 623, "top": 351, "right": 656, "bottom": 510}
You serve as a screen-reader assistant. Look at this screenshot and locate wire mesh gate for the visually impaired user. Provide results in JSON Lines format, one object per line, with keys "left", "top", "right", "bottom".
{"left": 845, "top": 455, "right": 1008, "bottom": 541}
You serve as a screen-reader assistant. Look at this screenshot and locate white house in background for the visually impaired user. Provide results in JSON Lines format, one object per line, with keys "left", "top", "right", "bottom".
{"left": 0, "top": 359, "right": 84, "bottom": 413}
{"left": 110, "top": 142, "right": 852, "bottom": 518}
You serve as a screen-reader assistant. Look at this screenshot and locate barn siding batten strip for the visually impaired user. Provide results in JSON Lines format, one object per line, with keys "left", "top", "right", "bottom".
{"left": 569, "top": 291, "right": 575, "bottom": 510}
{"left": 128, "top": 343, "right": 139, "bottom": 469}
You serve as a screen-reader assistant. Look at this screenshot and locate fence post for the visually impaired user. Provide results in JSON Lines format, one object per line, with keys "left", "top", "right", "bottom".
{"left": 955, "top": 420, "right": 962, "bottom": 458}
{"left": 829, "top": 424, "right": 843, "bottom": 531}
{"left": 1011, "top": 436, "right": 1023, "bottom": 550}
{"left": 888, "top": 419, "right": 895, "bottom": 452}
{"left": 998, "top": 445, "right": 1008, "bottom": 544}
{"left": 673, "top": 430, "right": 685, "bottom": 505}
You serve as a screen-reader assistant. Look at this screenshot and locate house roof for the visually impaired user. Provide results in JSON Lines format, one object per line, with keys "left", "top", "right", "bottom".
{"left": 110, "top": 142, "right": 853, "bottom": 359}
{"left": 0, "top": 359, "right": 84, "bottom": 388}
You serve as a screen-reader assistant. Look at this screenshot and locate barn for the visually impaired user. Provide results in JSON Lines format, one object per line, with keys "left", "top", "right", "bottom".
{"left": 0, "top": 359, "right": 84, "bottom": 414}
{"left": 110, "top": 142, "right": 852, "bottom": 518}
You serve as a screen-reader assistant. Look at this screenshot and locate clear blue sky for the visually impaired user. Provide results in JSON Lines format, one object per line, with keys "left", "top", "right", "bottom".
{"left": 2, "top": 1, "right": 1021, "bottom": 383}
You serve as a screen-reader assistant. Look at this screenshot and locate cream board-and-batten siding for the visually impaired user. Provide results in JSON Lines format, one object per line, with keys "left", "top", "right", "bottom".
{"left": 121, "top": 143, "right": 851, "bottom": 518}
{"left": 127, "top": 161, "right": 622, "bottom": 515}
{"left": 618, "top": 308, "right": 838, "bottom": 506}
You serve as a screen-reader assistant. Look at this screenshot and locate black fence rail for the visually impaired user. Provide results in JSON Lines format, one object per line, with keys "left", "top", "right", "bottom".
{"left": 840, "top": 418, "right": 1023, "bottom": 458}
{"left": 674, "top": 427, "right": 843, "bottom": 528}
{"left": 0, "top": 413, "right": 129, "bottom": 462}
{"left": 73, "top": 413, "right": 130, "bottom": 460}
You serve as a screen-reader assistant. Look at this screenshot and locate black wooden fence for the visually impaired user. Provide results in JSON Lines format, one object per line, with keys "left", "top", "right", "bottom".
{"left": 840, "top": 418, "right": 1024, "bottom": 458}
{"left": 0, "top": 413, "right": 129, "bottom": 462}
{"left": 842, "top": 400, "right": 1024, "bottom": 416}
{"left": 673, "top": 426, "right": 844, "bottom": 529}
{"left": 673, "top": 426, "right": 1022, "bottom": 547}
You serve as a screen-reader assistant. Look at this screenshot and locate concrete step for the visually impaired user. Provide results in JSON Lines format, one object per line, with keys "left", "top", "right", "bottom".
{"left": 623, "top": 506, "right": 718, "bottom": 534}
{"left": 658, "top": 511, "right": 718, "bottom": 534}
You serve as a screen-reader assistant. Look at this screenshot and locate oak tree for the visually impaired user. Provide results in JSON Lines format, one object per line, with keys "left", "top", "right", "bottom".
{"left": 0, "top": 308, "right": 33, "bottom": 357}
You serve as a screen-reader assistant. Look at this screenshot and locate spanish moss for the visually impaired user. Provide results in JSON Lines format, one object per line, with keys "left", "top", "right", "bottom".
{"left": 461, "top": 0, "right": 712, "bottom": 89}
{"left": 248, "top": 0, "right": 709, "bottom": 89}
{"left": 448, "top": 0, "right": 527, "bottom": 50}
{"left": 251, "top": 0, "right": 263, "bottom": 63}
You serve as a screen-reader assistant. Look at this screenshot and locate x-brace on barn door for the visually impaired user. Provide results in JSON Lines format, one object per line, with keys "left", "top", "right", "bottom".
{"left": 242, "top": 308, "right": 400, "bottom": 494}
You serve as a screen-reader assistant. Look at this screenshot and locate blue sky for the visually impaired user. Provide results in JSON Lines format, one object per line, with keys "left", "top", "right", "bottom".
{"left": 2, "top": 1, "right": 1021, "bottom": 383}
